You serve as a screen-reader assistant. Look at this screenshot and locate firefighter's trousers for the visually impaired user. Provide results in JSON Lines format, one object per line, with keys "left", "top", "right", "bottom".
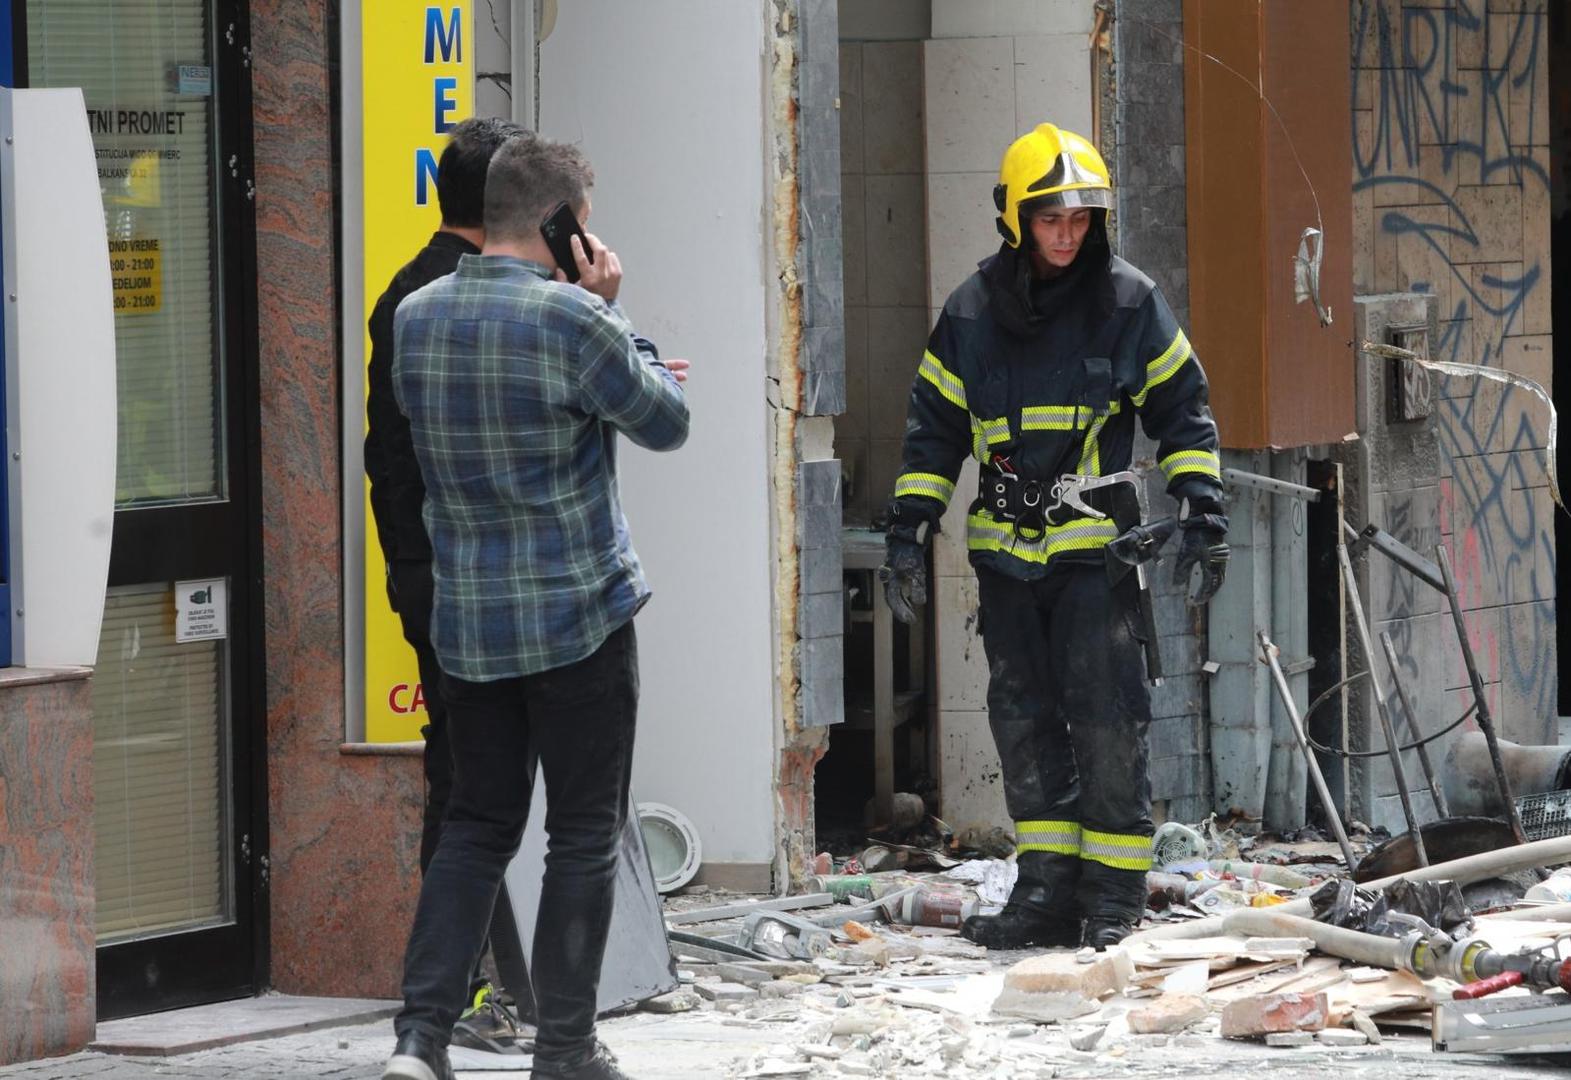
{"left": 975, "top": 562, "right": 1153, "bottom": 922}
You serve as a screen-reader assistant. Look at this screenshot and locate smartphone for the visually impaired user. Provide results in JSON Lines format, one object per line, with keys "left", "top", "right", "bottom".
{"left": 539, "top": 200, "right": 592, "bottom": 283}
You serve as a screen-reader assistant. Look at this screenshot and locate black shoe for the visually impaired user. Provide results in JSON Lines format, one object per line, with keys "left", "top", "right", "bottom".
{"left": 451, "top": 985, "right": 527, "bottom": 1055}
{"left": 960, "top": 907, "right": 1080, "bottom": 949}
{"left": 530, "top": 1040, "right": 633, "bottom": 1079}
{"left": 1081, "top": 916, "right": 1136, "bottom": 951}
{"left": 382, "top": 1031, "right": 454, "bottom": 1080}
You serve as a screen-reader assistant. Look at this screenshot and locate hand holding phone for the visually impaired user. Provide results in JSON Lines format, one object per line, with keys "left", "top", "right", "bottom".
{"left": 540, "top": 201, "right": 622, "bottom": 301}
{"left": 540, "top": 200, "right": 592, "bottom": 283}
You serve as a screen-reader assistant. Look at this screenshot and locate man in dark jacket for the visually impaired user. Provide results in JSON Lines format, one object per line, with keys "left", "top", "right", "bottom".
{"left": 365, "top": 115, "right": 531, "bottom": 1051}
{"left": 880, "top": 123, "right": 1230, "bottom": 951}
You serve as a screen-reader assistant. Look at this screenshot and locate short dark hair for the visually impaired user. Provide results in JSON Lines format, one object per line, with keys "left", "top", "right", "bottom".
{"left": 483, "top": 135, "right": 594, "bottom": 245}
{"left": 437, "top": 117, "right": 529, "bottom": 228}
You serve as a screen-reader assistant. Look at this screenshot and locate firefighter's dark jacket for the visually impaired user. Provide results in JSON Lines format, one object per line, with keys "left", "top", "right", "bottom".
{"left": 892, "top": 228, "right": 1223, "bottom": 581}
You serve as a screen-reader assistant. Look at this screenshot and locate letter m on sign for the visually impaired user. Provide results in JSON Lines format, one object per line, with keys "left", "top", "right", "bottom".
{"left": 425, "top": 7, "right": 462, "bottom": 64}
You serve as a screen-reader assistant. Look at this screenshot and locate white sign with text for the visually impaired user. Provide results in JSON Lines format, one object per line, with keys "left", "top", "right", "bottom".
{"left": 174, "top": 577, "right": 227, "bottom": 643}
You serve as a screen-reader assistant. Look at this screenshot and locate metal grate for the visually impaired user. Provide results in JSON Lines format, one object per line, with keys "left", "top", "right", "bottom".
{"left": 1516, "top": 789, "right": 1571, "bottom": 842}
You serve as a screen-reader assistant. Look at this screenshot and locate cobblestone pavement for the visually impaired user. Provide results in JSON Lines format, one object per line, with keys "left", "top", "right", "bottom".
{"left": 2, "top": 1008, "right": 1570, "bottom": 1080}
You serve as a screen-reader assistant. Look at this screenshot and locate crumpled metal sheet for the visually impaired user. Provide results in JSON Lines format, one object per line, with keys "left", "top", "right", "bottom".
{"left": 1294, "top": 227, "right": 1332, "bottom": 326}
{"left": 1362, "top": 340, "right": 1564, "bottom": 514}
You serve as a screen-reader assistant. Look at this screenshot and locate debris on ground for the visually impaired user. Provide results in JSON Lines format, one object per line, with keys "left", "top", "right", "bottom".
{"left": 655, "top": 826, "right": 1571, "bottom": 1075}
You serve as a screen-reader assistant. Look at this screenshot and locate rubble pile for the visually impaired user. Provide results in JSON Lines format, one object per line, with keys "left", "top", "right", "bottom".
{"left": 653, "top": 825, "right": 1571, "bottom": 1076}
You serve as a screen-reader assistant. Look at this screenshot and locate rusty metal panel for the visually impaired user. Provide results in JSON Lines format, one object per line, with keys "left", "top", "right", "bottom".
{"left": 1260, "top": 1, "right": 1355, "bottom": 446}
{"left": 1183, "top": 0, "right": 1355, "bottom": 449}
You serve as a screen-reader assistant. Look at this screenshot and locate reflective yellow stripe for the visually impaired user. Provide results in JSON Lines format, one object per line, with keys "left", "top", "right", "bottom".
{"left": 1020, "top": 404, "right": 1091, "bottom": 431}
{"left": 966, "top": 511, "right": 1119, "bottom": 566}
{"left": 1080, "top": 828, "right": 1153, "bottom": 871}
{"left": 918, "top": 350, "right": 967, "bottom": 410}
{"left": 1132, "top": 330, "right": 1192, "bottom": 408}
{"left": 977, "top": 416, "right": 1009, "bottom": 444}
{"left": 1079, "top": 416, "right": 1106, "bottom": 475}
{"left": 970, "top": 414, "right": 1009, "bottom": 462}
{"left": 894, "top": 471, "right": 955, "bottom": 504}
{"left": 1160, "top": 449, "right": 1221, "bottom": 481}
{"left": 1075, "top": 400, "right": 1121, "bottom": 475}
{"left": 1016, "top": 819, "right": 1081, "bottom": 856}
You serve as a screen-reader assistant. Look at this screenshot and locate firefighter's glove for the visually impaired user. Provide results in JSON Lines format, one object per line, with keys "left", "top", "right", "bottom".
{"left": 880, "top": 528, "right": 928, "bottom": 626}
{"left": 1173, "top": 502, "right": 1230, "bottom": 607}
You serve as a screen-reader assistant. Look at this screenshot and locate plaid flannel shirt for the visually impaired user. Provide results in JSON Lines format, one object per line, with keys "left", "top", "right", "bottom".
{"left": 392, "top": 254, "right": 689, "bottom": 681}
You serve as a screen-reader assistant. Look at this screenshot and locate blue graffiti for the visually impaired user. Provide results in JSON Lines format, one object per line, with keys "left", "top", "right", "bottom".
{"left": 1350, "top": 0, "right": 1555, "bottom": 729}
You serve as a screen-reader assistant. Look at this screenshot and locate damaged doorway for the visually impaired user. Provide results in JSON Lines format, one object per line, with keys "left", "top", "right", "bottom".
{"left": 820, "top": 5, "right": 941, "bottom": 866}
{"left": 820, "top": 1, "right": 1102, "bottom": 868}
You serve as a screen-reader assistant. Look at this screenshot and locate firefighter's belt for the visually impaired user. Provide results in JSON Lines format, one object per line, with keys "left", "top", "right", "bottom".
{"left": 979, "top": 469, "right": 1056, "bottom": 539}
{"left": 978, "top": 468, "right": 1138, "bottom": 537}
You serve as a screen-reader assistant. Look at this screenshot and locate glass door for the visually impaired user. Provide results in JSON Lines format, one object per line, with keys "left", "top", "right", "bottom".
{"left": 23, "top": 0, "right": 264, "bottom": 1019}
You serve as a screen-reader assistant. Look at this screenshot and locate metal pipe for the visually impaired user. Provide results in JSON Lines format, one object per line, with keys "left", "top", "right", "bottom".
{"left": 1222, "top": 467, "right": 1322, "bottom": 502}
{"left": 1266, "top": 450, "right": 1310, "bottom": 829}
{"left": 1358, "top": 523, "right": 1446, "bottom": 592}
{"left": 1339, "top": 542, "right": 1429, "bottom": 866}
{"left": 1436, "top": 544, "right": 1530, "bottom": 847}
{"left": 1259, "top": 630, "right": 1359, "bottom": 872}
{"left": 1379, "top": 629, "right": 1451, "bottom": 817}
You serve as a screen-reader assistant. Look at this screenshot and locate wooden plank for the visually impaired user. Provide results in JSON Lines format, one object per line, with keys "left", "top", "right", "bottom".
{"left": 1206, "top": 958, "right": 1297, "bottom": 990}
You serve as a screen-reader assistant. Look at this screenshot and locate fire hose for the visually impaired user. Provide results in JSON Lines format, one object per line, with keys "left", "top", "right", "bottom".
{"left": 1223, "top": 908, "right": 1571, "bottom": 999}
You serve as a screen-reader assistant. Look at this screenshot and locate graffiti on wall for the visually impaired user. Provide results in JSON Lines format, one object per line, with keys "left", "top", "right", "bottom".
{"left": 1351, "top": 0, "right": 1554, "bottom": 734}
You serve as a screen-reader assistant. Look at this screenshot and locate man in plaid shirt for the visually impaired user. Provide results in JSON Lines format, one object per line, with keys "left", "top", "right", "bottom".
{"left": 383, "top": 134, "right": 688, "bottom": 1080}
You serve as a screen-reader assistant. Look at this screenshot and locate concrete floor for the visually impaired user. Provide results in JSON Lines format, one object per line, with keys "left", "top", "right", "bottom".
{"left": 0, "top": 996, "right": 1567, "bottom": 1079}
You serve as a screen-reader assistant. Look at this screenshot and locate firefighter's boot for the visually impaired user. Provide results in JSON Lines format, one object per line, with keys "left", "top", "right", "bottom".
{"left": 961, "top": 852, "right": 1080, "bottom": 949}
{"left": 1078, "top": 862, "right": 1147, "bottom": 951}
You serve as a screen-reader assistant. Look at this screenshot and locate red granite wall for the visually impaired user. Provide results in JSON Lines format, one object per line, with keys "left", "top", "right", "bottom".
{"left": 250, "top": 0, "right": 424, "bottom": 997}
{"left": 0, "top": 673, "right": 95, "bottom": 1065}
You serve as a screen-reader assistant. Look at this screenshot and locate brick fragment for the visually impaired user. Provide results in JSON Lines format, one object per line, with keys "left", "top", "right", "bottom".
{"left": 1003, "top": 949, "right": 1133, "bottom": 998}
{"left": 1127, "top": 993, "right": 1209, "bottom": 1034}
{"left": 993, "top": 950, "right": 1133, "bottom": 1024}
{"left": 1220, "top": 992, "right": 1329, "bottom": 1039}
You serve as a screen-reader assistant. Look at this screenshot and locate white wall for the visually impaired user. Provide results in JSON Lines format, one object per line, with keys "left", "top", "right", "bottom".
{"left": 539, "top": 2, "right": 777, "bottom": 868}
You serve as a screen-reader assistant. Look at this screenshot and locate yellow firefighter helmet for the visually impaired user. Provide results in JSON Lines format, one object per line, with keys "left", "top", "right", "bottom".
{"left": 993, "top": 123, "right": 1113, "bottom": 247}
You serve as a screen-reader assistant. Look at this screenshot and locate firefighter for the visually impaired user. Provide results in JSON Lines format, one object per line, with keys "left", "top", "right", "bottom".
{"left": 879, "top": 123, "right": 1230, "bottom": 950}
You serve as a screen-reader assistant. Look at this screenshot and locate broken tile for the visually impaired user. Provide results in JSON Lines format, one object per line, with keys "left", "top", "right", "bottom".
{"left": 1265, "top": 1031, "right": 1314, "bottom": 1048}
{"left": 1316, "top": 1027, "right": 1370, "bottom": 1047}
{"left": 1067, "top": 1023, "right": 1108, "bottom": 1051}
{"left": 693, "top": 981, "right": 760, "bottom": 1003}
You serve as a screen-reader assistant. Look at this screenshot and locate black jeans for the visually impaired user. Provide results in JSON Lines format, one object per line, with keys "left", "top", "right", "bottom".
{"left": 975, "top": 563, "right": 1153, "bottom": 922}
{"left": 394, "top": 620, "right": 639, "bottom": 1066}
{"left": 391, "top": 559, "right": 529, "bottom": 1004}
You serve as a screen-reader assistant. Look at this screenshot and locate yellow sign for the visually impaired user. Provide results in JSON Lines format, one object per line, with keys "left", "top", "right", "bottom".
{"left": 109, "top": 238, "right": 162, "bottom": 315}
{"left": 362, "top": 2, "right": 474, "bottom": 742}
